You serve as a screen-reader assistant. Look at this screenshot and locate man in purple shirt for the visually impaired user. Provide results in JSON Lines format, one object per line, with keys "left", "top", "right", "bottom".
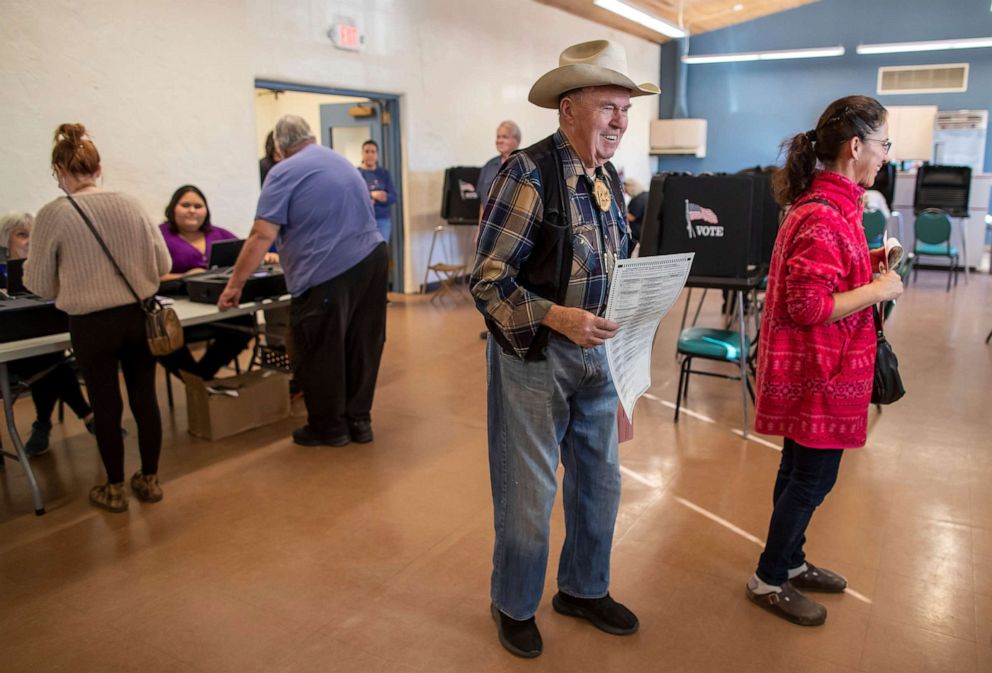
{"left": 218, "top": 115, "right": 387, "bottom": 447}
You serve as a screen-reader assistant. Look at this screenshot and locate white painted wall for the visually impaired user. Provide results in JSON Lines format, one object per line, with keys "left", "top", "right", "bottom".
{"left": 1, "top": 0, "right": 660, "bottom": 293}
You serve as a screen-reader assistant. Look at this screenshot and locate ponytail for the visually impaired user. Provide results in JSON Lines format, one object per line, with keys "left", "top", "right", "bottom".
{"left": 772, "top": 132, "right": 817, "bottom": 206}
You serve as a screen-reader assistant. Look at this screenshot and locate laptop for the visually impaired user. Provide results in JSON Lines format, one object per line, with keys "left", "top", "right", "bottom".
{"left": 207, "top": 239, "right": 245, "bottom": 270}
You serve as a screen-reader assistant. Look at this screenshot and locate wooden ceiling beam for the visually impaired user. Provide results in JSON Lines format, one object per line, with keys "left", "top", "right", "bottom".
{"left": 535, "top": 0, "right": 818, "bottom": 43}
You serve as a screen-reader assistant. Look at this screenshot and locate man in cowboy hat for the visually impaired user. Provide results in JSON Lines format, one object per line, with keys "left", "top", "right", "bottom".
{"left": 470, "top": 40, "right": 659, "bottom": 658}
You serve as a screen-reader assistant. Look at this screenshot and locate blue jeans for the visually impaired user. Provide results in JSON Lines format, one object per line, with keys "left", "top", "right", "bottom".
{"left": 376, "top": 217, "right": 392, "bottom": 243}
{"left": 487, "top": 335, "right": 621, "bottom": 620}
{"left": 756, "top": 438, "right": 844, "bottom": 585}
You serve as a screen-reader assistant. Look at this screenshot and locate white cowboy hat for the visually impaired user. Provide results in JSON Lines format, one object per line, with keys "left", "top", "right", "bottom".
{"left": 528, "top": 39, "right": 660, "bottom": 109}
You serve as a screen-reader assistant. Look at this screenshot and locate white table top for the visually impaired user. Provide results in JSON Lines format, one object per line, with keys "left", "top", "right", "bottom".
{"left": 0, "top": 296, "right": 290, "bottom": 364}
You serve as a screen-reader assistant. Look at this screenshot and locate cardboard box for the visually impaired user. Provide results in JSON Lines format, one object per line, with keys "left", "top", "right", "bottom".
{"left": 182, "top": 369, "right": 290, "bottom": 441}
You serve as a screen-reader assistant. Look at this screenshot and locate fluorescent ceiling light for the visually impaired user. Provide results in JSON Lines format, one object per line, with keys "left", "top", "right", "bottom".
{"left": 857, "top": 36, "right": 992, "bottom": 54}
{"left": 593, "top": 0, "right": 686, "bottom": 39}
{"left": 683, "top": 46, "right": 844, "bottom": 64}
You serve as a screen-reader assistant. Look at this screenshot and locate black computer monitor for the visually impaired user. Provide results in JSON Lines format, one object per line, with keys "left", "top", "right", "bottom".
{"left": 207, "top": 239, "right": 245, "bottom": 269}
{"left": 440, "top": 166, "right": 482, "bottom": 224}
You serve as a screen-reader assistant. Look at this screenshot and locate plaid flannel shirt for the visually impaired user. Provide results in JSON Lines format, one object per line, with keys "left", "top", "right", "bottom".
{"left": 470, "top": 130, "right": 629, "bottom": 358}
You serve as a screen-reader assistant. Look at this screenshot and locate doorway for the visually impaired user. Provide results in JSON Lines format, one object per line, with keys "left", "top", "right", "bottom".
{"left": 254, "top": 80, "right": 405, "bottom": 293}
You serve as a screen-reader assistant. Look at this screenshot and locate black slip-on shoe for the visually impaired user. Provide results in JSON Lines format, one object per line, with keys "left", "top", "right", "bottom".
{"left": 292, "top": 425, "right": 350, "bottom": 447}
{"left": 551, "top": 592, "right": 639, "bottom": 635}
{"left": 788, "top": 563, "right": 848, "bottom": 593}
{"left": 746, "top": 580, "right": 827, "bottom": 626}
{"left": 491, "top": 603, "right": 542, "bottom": 658}
{"left": 349, "top": 420, "right": 373, "bottom": 444}
{"left": 25, "top": 421, "right": 52, "bottom": 457}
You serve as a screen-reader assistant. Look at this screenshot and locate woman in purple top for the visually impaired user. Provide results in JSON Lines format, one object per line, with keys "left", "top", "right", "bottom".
{"left": 159, "top": 185, "right": 238, "bottom": 279}
{"left": 158, "top": 185, "right": 253, "bottom": 380}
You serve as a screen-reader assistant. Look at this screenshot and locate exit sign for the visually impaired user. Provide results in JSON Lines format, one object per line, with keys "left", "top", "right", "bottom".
{"left": 329, "top": 23, "right": 362, "bottom": 51}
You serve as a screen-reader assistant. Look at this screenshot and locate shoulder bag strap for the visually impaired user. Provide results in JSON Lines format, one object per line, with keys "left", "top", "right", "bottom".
{"left": 65, "top": 195, "right": 145, "bottom": 308}
{"left": 790, "top": 196, "right": 841, "bottom": 216}
{"left": 872, "top": 303, "right": 885, "bottom": 335}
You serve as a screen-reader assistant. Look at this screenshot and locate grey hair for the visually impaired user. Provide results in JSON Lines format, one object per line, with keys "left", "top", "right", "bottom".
{"left": 0, "top": 211, "right": 33, "bottom": 251}
{"left": 274, "top": 115, "right": 315, "bottom": 153}
{"left": 557, "top": 87, "right": 594, "bottom": 109}
{"left": 498, "top": 120, "right": 522, "bottom": 142}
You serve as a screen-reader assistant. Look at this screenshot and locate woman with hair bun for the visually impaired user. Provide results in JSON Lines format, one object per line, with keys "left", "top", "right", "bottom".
{"left": 746, "top": 96, "right": 904, "bottom": 626}
{"left": 25, "top": 123, "right": 172, "bottom": 513}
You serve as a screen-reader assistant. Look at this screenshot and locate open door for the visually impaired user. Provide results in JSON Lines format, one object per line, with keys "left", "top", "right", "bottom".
{"left": 319, "top": 101, "right": 403, "bottom": 293}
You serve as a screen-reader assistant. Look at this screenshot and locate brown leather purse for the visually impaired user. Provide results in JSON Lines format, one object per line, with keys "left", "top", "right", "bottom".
{"left": 66, "top": 195, "right": 184, "bottom": 355}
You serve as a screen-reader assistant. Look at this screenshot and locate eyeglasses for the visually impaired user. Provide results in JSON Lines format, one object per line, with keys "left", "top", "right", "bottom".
{"left": 864, "top": 138, "right": 892, "bottom": 153}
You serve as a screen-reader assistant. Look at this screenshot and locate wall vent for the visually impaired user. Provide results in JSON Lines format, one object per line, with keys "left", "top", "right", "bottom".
{"left": 877, "top": 64, "right": 969, "bottom": 95}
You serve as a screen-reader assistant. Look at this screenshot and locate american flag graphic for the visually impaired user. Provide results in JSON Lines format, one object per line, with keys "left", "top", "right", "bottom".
{"left": 684, "top": 200, "right": 719, "bottom": 238}
{"left": 459, "top": 179, "right": 478, "bottom": 200}
{"left": 687, "top": 202, "right": 718, "bottom": 223}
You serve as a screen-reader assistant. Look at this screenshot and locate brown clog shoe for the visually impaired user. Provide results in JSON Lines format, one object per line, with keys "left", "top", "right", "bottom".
{"left": 789, "top": 563, "right": 847, "bottom": 593}
{"left": 746, "top": 581, "right": 827, "bottom": 626}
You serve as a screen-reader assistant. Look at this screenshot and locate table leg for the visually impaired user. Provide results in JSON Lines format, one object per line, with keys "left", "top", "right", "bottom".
{"left": 737, "top": 290, "right": 749, "bottom": 438}
{"left": 0, "top": 364, "right": 46, "bottom": 515}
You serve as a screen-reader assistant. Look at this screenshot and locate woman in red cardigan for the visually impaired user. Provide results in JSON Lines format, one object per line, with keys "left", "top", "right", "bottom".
{"left": 746, "top": 96, "right": 904, "bottom": 626}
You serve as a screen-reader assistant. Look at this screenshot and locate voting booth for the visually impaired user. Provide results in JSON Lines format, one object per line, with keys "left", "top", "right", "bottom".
{"left": 639, "top": 174, "right": 773, "bottom": 278}
{"left": 914, "top": 165, "right": 972, "bottom": 217}
{"left": 440, "top": 166, "right": 482, "bottom": 224}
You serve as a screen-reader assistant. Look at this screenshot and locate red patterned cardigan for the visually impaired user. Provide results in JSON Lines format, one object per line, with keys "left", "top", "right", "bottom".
{"left": 754, "top": 171, "right": 877, "bottom": 449}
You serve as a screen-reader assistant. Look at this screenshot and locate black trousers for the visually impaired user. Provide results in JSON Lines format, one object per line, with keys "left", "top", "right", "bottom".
{"left": 9, "top": 354, "right": 92, "bottom": 424}
{"left": 69, "top": 304, "right": 162, "bottom": 484}
{"left": 290, "top": 243, "right": 388, "bottom": 437}
{"left": 159, "top": 316, "right": 255, "bottom": 381}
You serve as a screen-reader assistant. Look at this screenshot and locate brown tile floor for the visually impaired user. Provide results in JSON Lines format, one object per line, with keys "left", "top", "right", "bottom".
{"left": 1, "top": 268, "right": 991, "bottom": 672}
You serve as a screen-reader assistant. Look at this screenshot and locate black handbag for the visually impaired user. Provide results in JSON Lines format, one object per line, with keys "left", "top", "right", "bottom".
{"left": 871, "top": 305, "right": 905, "bottom": 405}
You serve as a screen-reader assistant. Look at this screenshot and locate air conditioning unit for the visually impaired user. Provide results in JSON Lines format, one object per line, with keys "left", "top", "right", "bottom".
{"left": 934, "top": 109, "right": 987, "bottom": 175}
{"left": 650, "top": 119, "right": 707, "bottom": 158}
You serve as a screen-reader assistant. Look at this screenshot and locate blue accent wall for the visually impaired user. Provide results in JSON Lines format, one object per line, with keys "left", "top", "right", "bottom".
{"left": 657, "top": 0, "right": 992, "bottom": 174}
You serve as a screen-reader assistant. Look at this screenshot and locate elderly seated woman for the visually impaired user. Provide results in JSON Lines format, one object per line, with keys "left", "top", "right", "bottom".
{"left": 157, "top": 185, "right": 262, "bottom": 381}
{"left": 1, "top": 212, "right": 96, "bottom": 456}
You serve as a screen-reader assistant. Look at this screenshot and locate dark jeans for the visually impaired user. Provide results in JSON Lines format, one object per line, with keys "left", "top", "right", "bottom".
{"left": 69, "top": 304, "right": 162, "bottom": 484}
{"left": 159, "top": 316, "right": 255, "bottom": 381}
{"left": 9, "top": 354, "right": 92, "bottom": 423}
{"left": 756, "top": 438, "right": 844, "bottom": 586}
{"left": 290, "top": 243, "right": 388, "bottom": 437}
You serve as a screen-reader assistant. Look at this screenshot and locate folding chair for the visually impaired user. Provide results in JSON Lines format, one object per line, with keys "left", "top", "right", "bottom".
{"left": 673, "top": 327, "right": 754, "bottom": 424}
{"left": 423, "top": 225, "right": 467, "bottom": 302}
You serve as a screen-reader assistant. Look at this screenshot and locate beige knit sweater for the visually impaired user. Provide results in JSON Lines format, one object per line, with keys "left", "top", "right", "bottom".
{"left": 25, "top": 192, "right": 172, "bottom": 315}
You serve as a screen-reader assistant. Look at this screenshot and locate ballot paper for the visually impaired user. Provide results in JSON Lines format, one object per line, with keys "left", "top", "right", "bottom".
{"left": 605, "top": 254, "right": 694, "bottom": 420}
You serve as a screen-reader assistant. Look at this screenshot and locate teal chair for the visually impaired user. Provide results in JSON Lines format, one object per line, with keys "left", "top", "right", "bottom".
{"left": 862, "top": 209, "right": 886, "bottom": 250}
{"left": 912, "top": 208, "right": 959, "bottom": 291}
{"left": 674, "top": 327, "right": 753, "bottom": 423}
